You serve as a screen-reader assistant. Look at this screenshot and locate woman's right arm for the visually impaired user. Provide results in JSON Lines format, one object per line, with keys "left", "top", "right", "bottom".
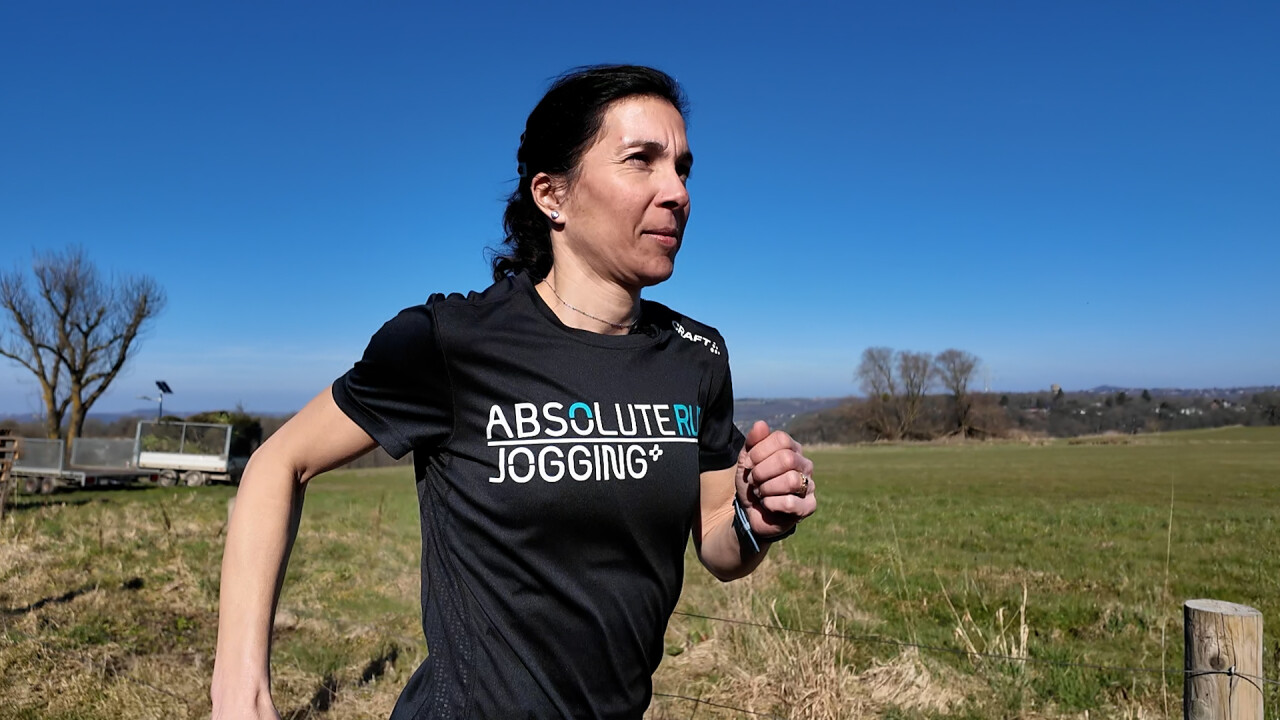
{"left": 211, "top": 388, "right": 378, "bottom": 719}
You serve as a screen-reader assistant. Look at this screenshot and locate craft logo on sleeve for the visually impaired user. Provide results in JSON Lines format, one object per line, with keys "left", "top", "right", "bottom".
{"left": 671, "top": 320, "right": 720, "bottom": 355}
{"left": 485, "top": 401, "right": 701, "bottom": 483}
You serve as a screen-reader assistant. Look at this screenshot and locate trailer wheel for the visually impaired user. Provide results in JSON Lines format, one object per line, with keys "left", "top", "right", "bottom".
{"left": 24, "top": 477, "right": 40, "bottom": 494}
{"left": 40, "top": 477, "right": 55, "bottom": 495}
{"left": 184, "top": 471, "right": 208, "bottom": 487}
{"left": 158, "top": 470, "right": 178, "bottom": 487}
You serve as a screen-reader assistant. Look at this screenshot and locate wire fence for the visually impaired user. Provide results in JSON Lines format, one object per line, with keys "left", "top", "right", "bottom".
{"left": 41, "top": 599, "right": 1280, "bottom": 720}
{"left": 653, "top": 607, "right": 1280, "bottom": 719}
{"left": 652, "top": 692, "right": 787, "bottom": 719}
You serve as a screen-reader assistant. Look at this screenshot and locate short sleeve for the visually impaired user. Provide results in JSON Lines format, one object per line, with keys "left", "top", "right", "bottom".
{"left": 698, "top": 354, "right": 745, "bottom": 473}
{"left": 332, "top": 304, "right": 452, "bottom": 459}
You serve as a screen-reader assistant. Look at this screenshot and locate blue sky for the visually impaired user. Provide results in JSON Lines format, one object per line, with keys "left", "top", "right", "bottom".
{"left": 1, "top": 2, "right": 1276, "bottom": 415}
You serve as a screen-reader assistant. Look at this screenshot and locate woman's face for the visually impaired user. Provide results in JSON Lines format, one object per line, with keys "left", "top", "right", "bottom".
{"left": 556, "top": 96, "right": 692, "bottom": 290}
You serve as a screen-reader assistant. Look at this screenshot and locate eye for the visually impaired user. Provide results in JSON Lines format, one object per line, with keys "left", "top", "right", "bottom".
{"left": 626, "top": 152, "right": 651, "bottom": 167}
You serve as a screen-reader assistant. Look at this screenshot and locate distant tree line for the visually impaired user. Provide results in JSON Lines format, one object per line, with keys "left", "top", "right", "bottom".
{"left": 4, "top": 369, "right": 1275, "bottom": 457}
{"left": 787, "top": 345, "right": 1280, "bottom": 444}
{"left": 1000, "top": 388, "right": 1280, "bottom": 438}
{"left": 824, "top": 346, "right": 1006, "bottom": 441}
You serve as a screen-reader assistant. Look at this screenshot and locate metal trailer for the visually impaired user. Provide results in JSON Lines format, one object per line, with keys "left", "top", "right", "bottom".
{"left": 10, "top": 437, "right": 159, "bottom": 495}
{"left": 135, "top": 421, "right": 248, "bottom": 487}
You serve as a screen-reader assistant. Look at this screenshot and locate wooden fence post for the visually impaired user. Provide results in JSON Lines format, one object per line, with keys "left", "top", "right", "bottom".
{"left": 1184, "top": 599, "right": 1263, "bottom": 720}
{"left": 0, "top": 431, "right": 18, "bottom": 521}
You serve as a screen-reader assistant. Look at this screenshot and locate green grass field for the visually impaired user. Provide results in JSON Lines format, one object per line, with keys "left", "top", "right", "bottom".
{"left": 2, "top": 426, "right": 1278, "bottom": 719}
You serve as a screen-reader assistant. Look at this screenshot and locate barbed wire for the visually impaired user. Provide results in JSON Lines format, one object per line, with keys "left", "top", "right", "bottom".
{"left": 1187, "top": 667, "right": 1267, "bottom": 696}
{"left": 652, "top": 692, "right": 786, "bottom": 719}
{"left": 671, "top": 610, "right": 1280, "bottom": 688}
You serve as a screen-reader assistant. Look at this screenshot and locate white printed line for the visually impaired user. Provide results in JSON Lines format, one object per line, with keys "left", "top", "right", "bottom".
{"left": 486, "top": 436, "right": 699, "bottom": 447}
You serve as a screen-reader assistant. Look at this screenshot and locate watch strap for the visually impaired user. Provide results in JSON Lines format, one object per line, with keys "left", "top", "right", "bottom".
{"left": 732, "top": 496, "right": 797, "bottom": 554}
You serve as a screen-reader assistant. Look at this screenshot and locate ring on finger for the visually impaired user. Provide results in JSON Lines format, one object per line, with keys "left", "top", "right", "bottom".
{"left": 794, "top": 473, "right": 811, "bottom": 498}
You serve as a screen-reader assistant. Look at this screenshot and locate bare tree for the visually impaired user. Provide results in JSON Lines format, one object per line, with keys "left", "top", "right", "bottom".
{"left": 0, "top": 247, "right": 165, "bottom": 444}
{"left": 855, "top": 347, "right": 934, "bottom": 439}
{"left": 856, "top": 347, "right": 899, "bottom": 439}
{"left": 896, "top": 351, "right": 933, "bottom": 438}
{"left": 934, "top": 348, "right": 980, "bottom": 436}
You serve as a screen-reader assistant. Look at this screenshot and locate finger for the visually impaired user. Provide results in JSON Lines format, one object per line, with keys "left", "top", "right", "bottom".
{"left": 758, "top": 491, "right": 817, "bottom": 518}
{"left": 747, "top": 447, "right": 813, "bottom": 484}
{"left": 742, "top": 420, "right": 771, "bottom": 452}
{"left": 753, "top": 469, "right": 813, "bottom": 498}
{"left": 746, "top": 429, "right": 802, "bottom": 466}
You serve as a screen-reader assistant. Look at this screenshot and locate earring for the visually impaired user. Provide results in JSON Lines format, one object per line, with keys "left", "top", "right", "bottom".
{"left": 550, "top": 211, "right": 560, "bottom": 220}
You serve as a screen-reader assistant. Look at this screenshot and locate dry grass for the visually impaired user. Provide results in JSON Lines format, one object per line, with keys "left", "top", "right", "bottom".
{"left": 4, "top": 488, "right": 986, "bottom": 719}
{"left": 0, "top": 485, "right": 419, "bottom": 720}
{"left": 1065, "top": 434, "right": 1141, "bottom": 446}
{"left": 651, "top": 551, "right": 973, "bottom": 720}
{"left": 942, "top": 578, "right": 1029, "bottom": 665}
{"left": 0, "top": 483, "right": 1168, "bottom": 719}
{"left": 6, "top": 427, "right": 1280, "bottom": 718}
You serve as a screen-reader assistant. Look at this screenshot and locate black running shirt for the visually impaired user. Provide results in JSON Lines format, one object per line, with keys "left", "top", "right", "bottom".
{"left": 332, "top": 272, "right": 741, "bottom": 719}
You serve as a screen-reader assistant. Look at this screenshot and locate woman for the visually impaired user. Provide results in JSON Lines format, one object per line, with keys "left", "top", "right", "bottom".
{"left": 211, "top": 65, "right": 817, "bottom": 720}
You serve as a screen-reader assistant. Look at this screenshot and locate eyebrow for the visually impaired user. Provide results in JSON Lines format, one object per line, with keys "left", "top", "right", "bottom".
{"left": 620, "top": 138, "right": 694, "bottom": 167}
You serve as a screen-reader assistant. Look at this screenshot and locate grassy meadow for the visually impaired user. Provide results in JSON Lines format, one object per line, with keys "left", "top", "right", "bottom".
{"left": 2, "top": 426, "right": 1279, "bottom": 719}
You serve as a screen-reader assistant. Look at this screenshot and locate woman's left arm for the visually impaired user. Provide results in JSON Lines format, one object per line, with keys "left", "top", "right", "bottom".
{"left": 693, "top": 421, "right": 817, "bottom": 581}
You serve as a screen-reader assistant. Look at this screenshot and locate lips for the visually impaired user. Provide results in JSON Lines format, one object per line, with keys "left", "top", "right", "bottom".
{"left": 644, "top": 228, "right": 681, "bottom": 248}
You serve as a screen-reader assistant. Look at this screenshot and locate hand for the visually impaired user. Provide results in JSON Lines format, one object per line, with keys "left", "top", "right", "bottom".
{"left": 210, "top": 695, "right": 280, "bottom": 720}
{"left": 210, "top": 674, "right": 279, "bottom": 720}
{"left": 735, "top": 420, "right": 817, "bottom": 538}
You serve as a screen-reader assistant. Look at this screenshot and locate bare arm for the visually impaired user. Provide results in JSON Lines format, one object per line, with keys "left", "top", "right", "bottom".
{"left": 693, "top": 421, "right": 817, "bottom": 582}
{"left": 693, "top": 465, "right": 767, "bottom": 581}
{"left": 211, "top": 388, "right": 378, "bottom": 718}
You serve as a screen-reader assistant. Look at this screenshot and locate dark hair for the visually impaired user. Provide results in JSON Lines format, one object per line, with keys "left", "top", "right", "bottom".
{"left": 491, "top": 64, "right": 688, "bottom": 282}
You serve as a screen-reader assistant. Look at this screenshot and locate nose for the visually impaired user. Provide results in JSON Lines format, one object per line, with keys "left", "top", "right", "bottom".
{"left": 656, "top": 165, "right": 690, "bottom": 212}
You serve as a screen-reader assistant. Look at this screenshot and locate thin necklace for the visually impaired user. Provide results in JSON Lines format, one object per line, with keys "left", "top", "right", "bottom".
{"left": 546, "top": 279, "right": 639, "bottom": 332}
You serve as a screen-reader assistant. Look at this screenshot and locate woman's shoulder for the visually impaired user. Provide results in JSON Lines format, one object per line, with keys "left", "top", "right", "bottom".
{"left": 368, "top": 276, "right": 525, "bottom": 342}
{"left": 420, "top": 273, "right": 529, "bottom": 313}
{"left": 641, "top": 300, "right": 730, "bottom": 363}
{"left": 642, "top": 300, "right": 726, "bottom": 342}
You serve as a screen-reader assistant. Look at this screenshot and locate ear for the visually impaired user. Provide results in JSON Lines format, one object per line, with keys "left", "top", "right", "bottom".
{"left": 530, "top": 172, "right": 566, "bottom": 222}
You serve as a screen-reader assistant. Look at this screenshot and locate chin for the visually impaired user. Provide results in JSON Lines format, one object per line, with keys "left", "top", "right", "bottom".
{"left": 636, "top": 259, "right": 676, "bottom": 288}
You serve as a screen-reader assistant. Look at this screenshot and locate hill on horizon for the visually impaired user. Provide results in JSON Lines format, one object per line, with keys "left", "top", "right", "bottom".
{"left": 3, "top": 386, "right": 1274, "bottom": 426}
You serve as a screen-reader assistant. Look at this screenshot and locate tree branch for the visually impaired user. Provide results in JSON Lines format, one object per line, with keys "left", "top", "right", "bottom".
{"left": 3, "top": 247, "right": 166, "bottom": 440}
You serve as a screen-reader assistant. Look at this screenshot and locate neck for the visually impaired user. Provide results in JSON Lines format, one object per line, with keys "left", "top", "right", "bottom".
{"left": 537, "top": 267, "right": 640, "bottom": 335}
